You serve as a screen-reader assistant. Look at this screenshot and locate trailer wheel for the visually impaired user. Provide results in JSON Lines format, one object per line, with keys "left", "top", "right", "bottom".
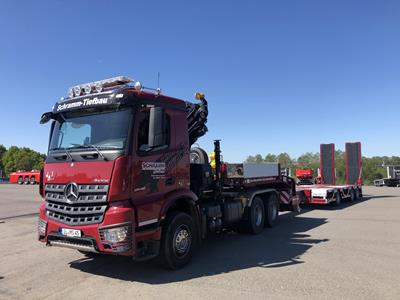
{"left": 23, "top": 177, "right": 29, "bottom": 184}
{"left": 30, "top": 176, "right": 36, "bottom": 185}
{"left": 190, "top": 147, "right": 208, "bottom": 164}
{"left": 350, "top": 189, "right": 356, "bottom": 202}
{"left": 356, "top": 188, "right": 362, "bottom": 200}
{"left": 265, "top": 193, "right": 279, "bottom": 228}
{"left": 159, "top": 212, "right": 196, "bottom": 269}
{"left": 335, "top": 192, "right": 342, "bottom": 206}
{"left": 17, "top": 176, "right": 23, "bottom": 184}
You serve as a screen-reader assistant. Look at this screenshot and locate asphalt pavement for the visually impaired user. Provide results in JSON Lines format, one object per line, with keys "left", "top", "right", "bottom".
{"left": 0, "top": 185, "right": 399, "bottom": 299}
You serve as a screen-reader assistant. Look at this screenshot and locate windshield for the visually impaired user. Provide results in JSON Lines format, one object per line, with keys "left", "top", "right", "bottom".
{"left": 49, "top": 108, "right": 132, "bottom": 151}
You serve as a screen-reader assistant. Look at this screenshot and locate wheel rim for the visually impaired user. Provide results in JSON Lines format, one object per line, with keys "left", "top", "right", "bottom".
{"left": 254, "top": 203, "right": 263, "bottom": 227}
{"left": 190, "top": 153, "right": 200, "bottom": 164}
{"left": 173, "top": 225, "right": 191, "bottom": 257}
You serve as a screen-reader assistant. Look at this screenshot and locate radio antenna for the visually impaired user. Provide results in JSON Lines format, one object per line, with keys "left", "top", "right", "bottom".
{"left": 156, "top": 72, "right": 161, "bottom": 95}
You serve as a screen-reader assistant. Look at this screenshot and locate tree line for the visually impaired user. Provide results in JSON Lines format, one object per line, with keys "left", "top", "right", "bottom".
{"left": 0, "top": 145, "right": 45, "bottom": 177}
{"left": 245, "top": 152, "right": 400, "bottom": 185}
{"left": 0, "top": 143, "right": 398, "bottom": 185}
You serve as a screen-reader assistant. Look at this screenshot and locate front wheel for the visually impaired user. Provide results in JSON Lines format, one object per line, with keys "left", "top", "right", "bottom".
{"left": 159, "top": 212, "right": 196, "bottom": 269}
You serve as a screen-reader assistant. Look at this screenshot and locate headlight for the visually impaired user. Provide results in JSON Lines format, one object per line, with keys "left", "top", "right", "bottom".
{"left": 38, "top": 218, "right": 47, "bottom": 237}
{"left": 101, "top": 225, "right": 129, "bottom": 243}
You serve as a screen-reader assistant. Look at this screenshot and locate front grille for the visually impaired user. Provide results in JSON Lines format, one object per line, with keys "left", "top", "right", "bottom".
{"left": 45, "top": 183, "right": 108, "bottom": 226}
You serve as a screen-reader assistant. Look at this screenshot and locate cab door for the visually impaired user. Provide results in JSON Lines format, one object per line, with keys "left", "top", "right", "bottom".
{"left": 131, "top": 106, "right": 176, "bottom": 228}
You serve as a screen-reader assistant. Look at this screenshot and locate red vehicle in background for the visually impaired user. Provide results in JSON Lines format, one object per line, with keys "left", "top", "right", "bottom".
{"left": 9, "top": 170, "right": 40, "bottom": 185}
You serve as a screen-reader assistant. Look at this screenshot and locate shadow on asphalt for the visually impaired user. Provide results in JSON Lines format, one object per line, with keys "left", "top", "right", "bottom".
{"left": 69, "top": 212, "right": 328, "bottom": 284}
{"left": 301, "top": 193, "right": 386, "bottom": 211}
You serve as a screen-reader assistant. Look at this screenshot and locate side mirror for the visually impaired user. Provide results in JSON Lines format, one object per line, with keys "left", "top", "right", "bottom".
{"left": 149, "top": 107, "right": 166, "bottom": 148}
{"left": 40, "top": 112, "right": 53, "bottom": 124}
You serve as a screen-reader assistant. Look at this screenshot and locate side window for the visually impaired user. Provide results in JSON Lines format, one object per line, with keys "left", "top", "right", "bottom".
{"left": 137, "top": 111, "right": 170, "bottom": 153}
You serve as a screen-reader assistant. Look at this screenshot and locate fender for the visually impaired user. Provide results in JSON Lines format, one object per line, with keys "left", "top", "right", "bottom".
{"left": 243, "top": 188, "right": 277, "bottom": 207}
{"left": 159, "top": 189, "right": 203, "bottom": 244}
{"left": 159, "top": 188, "right": 199, "bottom": 221}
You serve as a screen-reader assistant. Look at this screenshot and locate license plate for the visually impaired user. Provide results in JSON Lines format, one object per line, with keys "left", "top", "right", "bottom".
{"left": 60, "top": 228, "right": 81, "bottom": 238}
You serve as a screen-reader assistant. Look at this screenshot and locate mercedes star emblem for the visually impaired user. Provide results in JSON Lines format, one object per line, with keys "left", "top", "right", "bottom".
{"left": 64, "top": 182, "right": 79, "bottom": 202}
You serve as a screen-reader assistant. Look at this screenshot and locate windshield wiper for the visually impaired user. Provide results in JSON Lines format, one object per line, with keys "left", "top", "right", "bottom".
{"left": 49, "top": 147, "right": 74, "bottom": 161}
{"left": 65, "top": 148, "right": 73, "bottom": 161}
{"left": 69, "top": 144, "right": 107, "bottom": 161}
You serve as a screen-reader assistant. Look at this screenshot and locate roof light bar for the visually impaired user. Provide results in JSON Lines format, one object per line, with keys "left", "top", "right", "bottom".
{"left": 67, "top": 76, "right": 133, "bottom": 98}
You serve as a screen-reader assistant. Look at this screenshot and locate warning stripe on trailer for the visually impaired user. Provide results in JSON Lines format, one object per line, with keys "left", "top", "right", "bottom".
{"left": 280, "top": 191, "right": 290, "bottom": 204}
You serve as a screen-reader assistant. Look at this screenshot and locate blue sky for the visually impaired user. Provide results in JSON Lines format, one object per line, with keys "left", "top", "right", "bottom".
{"left": 0, "top": 0, "right": 399, "bottom": 162}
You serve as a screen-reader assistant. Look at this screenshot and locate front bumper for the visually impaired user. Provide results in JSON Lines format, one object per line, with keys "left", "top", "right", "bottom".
{"left": 39, "top": 202, "right": 136, "bottom": 256}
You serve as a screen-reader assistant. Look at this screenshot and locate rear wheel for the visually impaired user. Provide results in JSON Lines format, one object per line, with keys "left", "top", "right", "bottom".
{"left": 242, "top": 196, "right": 265, "bottom": 234}
{"left": 30, "top": 176, "right": 36, "bottom": 185}
{"left": 265, "top": 193, "right": 279, "bottom": 228}
{"left": 159, "top": 212, "right": 196, "bottom": 269}
{"left": 23, "top": 177, "right": 29, "bottom": 184}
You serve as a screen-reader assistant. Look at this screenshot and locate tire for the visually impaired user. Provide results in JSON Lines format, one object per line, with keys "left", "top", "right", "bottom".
{"left": 350, "top": 189, "right": 356, "bottom": 202}
{"left": 23, "top": 177, "right": 29, "bottom": 185}
{"left": 159, "top": 212, "right": 196, "bottom": 269}
{"left": 243, "top": 196, "right": 265, "bottom": 234}
{"left": 190, "top": 147, "right": 208, "bottom": 164}
{"left": 356, "top": 188, "right": 363, "bottom": 200}
{"left": 265, "top": 193, "right": 279, "bottom": 228}
{"left": 30, "top": 176, "right": 36, "bottom": 185}
{"left": 335, "top": 192, "right": 341, "bottom": 206}
{"left": 17, "top": 176, "right": 23, "bottom": 185}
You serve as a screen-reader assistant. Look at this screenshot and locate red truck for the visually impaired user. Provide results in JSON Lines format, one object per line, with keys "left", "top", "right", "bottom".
{"left": 38, "top": 76, "right": 299, "bottom": 269}
{"left": 9, "top": 170, "right": 40, "bottom": 184}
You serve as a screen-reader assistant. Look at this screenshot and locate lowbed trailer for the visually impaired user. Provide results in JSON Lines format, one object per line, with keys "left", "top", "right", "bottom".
{"left": 295, "top": 141, "right": 363, "bottom": 206}
{"left": 37, "top": 76, "right": 299, "bottom": 269}
{"left": 296, "top": 183, "right": 362, "bottom": 206}
{"left": 9, "top": 170, "right": 40, "bottom": 185}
